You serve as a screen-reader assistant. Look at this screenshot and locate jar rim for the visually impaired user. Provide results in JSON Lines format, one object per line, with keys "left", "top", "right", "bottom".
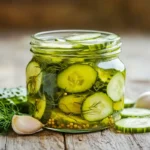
{"left": 32, "top": 30, "right": 118, "bottom": 41}
{"left": 30, "top": 30, "right": 121, "bottom": 58}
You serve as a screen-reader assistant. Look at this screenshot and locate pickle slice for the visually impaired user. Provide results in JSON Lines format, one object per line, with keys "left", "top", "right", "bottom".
{"left": 82, "top": 92, "right": 113, "bottom": 122}
{"left": 97, "top": 68, "right": 116, "bottom": 83}
{"left": 38, "top": 41, "right": 82, "bottom": 49}
{"left": 113, "top": 97, "right": 124, "bottom": 111}
{"left": 107, "top": 72, "right": 124, "bottom": 102}
{"left": 29, "top": 95, "right": 46, "bottom": 120}
{"left": 57, "top": 64, "right": 97, "bottom": 93}
{"left": 26, "top": 61, "right": 42, "bottom": 94}
{"left": 66, "top": 33, "right": 101, "bottom": 41}
{"left": 50, "top": 109, "right": 89, "bottom": 125}
{"left": 58, "top": 94, "right": 87, "bottom": 114}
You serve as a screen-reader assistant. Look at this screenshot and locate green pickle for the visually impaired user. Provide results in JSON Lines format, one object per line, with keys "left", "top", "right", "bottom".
{"left": 26, "top": 30, "right": 125, "bottom": 133}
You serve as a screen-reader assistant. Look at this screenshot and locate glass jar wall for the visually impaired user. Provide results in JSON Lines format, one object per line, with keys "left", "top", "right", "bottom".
{"left": 26, "top": 30, "right": 125, "bottom": 133}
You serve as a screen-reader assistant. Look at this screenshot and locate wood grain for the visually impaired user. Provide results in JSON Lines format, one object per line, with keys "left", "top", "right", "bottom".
{"left": 65, "top": 130, "right": 145, "bottom": 150}
{"left": 0, "top": 135, "right": 6, "bottom": 150}
{"left": 5, "top": 131, "right": 64, "bottom": 150}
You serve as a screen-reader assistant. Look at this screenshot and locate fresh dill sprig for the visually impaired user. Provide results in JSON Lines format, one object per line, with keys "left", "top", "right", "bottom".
{"left": 0, "top": 100, "right": 19, "bottom": 134}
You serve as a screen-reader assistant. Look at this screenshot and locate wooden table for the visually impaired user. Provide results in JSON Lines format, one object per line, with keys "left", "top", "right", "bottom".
{"left": 0, "top": 32, "right": 150, "bottom": 150}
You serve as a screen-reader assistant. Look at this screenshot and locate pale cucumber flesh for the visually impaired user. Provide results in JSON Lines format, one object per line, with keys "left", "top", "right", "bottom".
{"left": 115, "top": 118, "right": 150, "bottom": 133}
{"left": 120, "top": 108, "right": 150, "bottom": 118}
{"left": 66, "top": 33, "right": 101, "bottom": 41}
{"left": 57, "top": 64, "right": 97, "bottom": 93}
{"left": 107, "top": 72, "right": 124, "bottom": 102}
{"left": 82, "top": 92, "right": 113, "bottom": 122}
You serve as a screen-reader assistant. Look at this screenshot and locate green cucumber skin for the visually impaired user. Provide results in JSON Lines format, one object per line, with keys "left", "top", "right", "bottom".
{"left": 115, "top": 126, "right": 150, "bottom": 133}
{"left": 124, "top": 103, "right": 134, "bottom": 108}
{"left": 26, "top": 61, "right": 42, "bottom": 94}
{"left": 124, "top": 98, "right": 135, "bottom": 108}
{"left": 115, "top": 118, "right": 150, "bottom": 133}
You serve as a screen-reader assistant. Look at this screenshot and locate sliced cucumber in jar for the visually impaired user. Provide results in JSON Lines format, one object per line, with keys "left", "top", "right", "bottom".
{"left": 34, "top": 55, "right": 63, "bottom": 64}
{"left": 41, "top": 98, "right": 53, "bottom": 123}
{"left": 107, "top": 72, "right": 124, "bottom": 102}
{"left": 26, "top": 61, "right": 42, "bottom": 94}
{"left": 82, "top": 92, "right": 113, "bottom": 122}
{"left": 55, "top": 38, "right": 66, "bottom": 42}
{"left": 58, "top": 94, "right": 87, "bottom": 114}
{"left": 39, "top": 41, "right": 83, "bottom": 49}
{"left": 34, "top": 97, "right": 46, "bottom": 120}
{"left": 115, "top": 118, "right": 150, "bottom": 133}
{"left": 79, "top": 38, "right": 107, "bottom": 50}
{"left": 50, "top": 108, "right": 89, "bottom": 125}
{"left": 113, "top": 97, "right": 124, "bottom": 111}
{"left": 96, "top": 68, "right": 116, "bottom": 83}
{"left": 67, "top": 57, "right": 85, "bottom": 64}
{"left": 120, "top": 108, "right": 150, "bottom": 118}
{"left": 29, "top": 95, "right": 46, "bottom": 120}
{"left": 57, "top": 64, "right": 97, "bottom": 93}
{"left": 66, "top": 33, "right": 101, "bottom": 41}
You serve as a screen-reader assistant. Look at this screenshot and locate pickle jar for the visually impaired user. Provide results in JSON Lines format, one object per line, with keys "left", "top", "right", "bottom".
{"left": 26, "top": 30, "right": 125, "bottom": 133}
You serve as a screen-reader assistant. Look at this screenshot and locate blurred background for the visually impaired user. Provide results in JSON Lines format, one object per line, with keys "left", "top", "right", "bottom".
{"left": 0, "top": 0, "right": 150, "bottom": 98}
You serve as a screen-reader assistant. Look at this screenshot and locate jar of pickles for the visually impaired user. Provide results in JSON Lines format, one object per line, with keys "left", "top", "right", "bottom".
{"left": 26, "top": 30, "right": 125, "bottom": 133}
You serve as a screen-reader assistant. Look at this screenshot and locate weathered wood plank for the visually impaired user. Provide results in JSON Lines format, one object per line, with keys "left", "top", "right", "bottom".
{"left": 0, "top": 135, "right": 7, "bottom": 150}
{"left": 65, "top": 129, "right": 145, "bottom": 150}
{"left": 132, "top": 133, "right": 150, "bottom": 150}
{"left": 6, "top": 131, "right": 64, "bottom": 150}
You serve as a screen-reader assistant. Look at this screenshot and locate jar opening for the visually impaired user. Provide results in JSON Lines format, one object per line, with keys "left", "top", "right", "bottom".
{"left": 30, "top": 30, "right": 122, "bottom": 58}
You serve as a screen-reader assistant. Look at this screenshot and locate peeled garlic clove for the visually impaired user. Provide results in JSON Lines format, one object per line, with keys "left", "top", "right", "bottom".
{"left": 12, "top": 115, "right": 44, "bottom": 135}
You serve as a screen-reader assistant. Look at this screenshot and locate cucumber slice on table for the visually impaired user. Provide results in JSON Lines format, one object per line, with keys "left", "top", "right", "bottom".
{"left": 66, "top": 33, "right": 101, "bottom": 41}
{"left": 107, "top": 72, "right": 124, "bottom": 102}
{"left": 115, "top": 118, "right": 150, "bottom": 133}
{"left": 124, "top": 98, "right": 135, "bottom": 108}
{"left": 57, "top": 64, "right": 97, "bottom": 93}
{"left": 58, "top": 94, "right": 87, "bottom": 114}
{"left": 120, "top": 108, "right": 150, "bottom": 118}
{"left": 26, "top": 61, "right": 42, "bottom": 94}
{"left": 82, "top": 92, "right": 113, "bottom": 121}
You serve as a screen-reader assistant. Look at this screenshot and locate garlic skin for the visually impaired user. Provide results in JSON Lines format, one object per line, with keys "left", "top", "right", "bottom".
{"left": 135, "top": 92, "right": 150, "bottom": 109}
{"left": 12, "top": 115, "right": 44, "bottom": 135}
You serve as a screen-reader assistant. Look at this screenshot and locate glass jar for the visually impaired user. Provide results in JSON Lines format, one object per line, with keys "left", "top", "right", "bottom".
{"left": 26, "top": 30, "right": 125, "bottom": 133}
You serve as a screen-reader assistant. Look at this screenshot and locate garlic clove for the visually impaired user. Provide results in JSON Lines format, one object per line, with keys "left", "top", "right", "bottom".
{"left": 135, "top": 92, "right": 150, "bottom": 109}
{"left": 12, "top": 115, "right": 44, "bottom": 135}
